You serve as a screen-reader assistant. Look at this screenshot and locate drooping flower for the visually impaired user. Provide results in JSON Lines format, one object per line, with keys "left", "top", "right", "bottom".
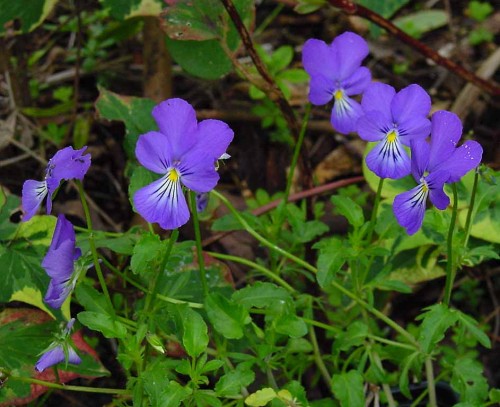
{"left": 302, "top": 31, "right": 371, "bottom": 134}
{"left": 22, "top": 146, "right": 91, "bottom": 221}
{"left": 133, "top": 98, "right": 234, "bottom": 230}
{"left": 393, "top": 110, "right": 483, "bottom": 235}
{"left": 43, "top": 214, "right": 82, "bottom": 309}
{"left": 35, "top": 319, "right": 81, "bottom": 372}
{"left": 357, "top": 83, "right": 431, "bottom": 179}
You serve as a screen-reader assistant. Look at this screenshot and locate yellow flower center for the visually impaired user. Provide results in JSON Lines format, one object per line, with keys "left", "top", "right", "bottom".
{"left": 334, "top": 90, "right": 343, "bottom": 100}
{"left": 167, "top": 168, "right": 180, "bottom": 182}
{"left": 386, "top": 130, "right": 398, "bottom": 143}
{"left": 422, "top": 182, "right": 428, "bottom": 193}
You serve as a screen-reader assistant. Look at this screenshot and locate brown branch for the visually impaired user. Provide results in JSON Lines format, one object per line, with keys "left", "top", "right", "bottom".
{"left": 326, "top": 0, "right": 500, "bottom": 96}
{"left": 202, "top": 175, "right": 364, "bottom": 247}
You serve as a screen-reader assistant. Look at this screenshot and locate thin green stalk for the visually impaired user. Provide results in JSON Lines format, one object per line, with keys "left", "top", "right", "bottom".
{"left": 142, "top": 229, "right": 179, "bottom": 318}
{"left": 213, "top": 189, "right": 420, "bottom": 349}
{"left": 366, "top": 334, "right": 416, "bottom": 351}
{"left": 101, "top": 256, "right": 203, "bottom": 308}
{"left": 463, "top": 169, "right": 479, "bottom": 248}
{"left": 75, "top": 180, "right": 113, "bottom": 312}
{"left": 254, "top": 3, "right": 284, "bottom": 36}
{"left": 371, "top": 351, "right": 396, "bottom": 407}
{"left": 366, "top": 177, "right": 384, "bottom": 243}
{"left": 189, "top": 191, "right": 208, "bottom": 297}
{"left": 6, "top": 373, "right": 129, "bottom": 395}
{"left": 425, "top": 356, "right": 437, "bottom": 407}
{"left": 443, "top": 184, "right": 459, "bottom": 306}
{"left": 309, "top": 324, "right": 333, "bottom": 389}
{"left": 207, "top": 251, "right": 296, "bottom": 293}
{"left": 301, "top": 317, "right": 342, "bottom": 334}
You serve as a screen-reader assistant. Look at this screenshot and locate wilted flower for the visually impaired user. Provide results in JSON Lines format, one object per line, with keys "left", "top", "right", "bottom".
{"left": 133, "top": 98, "right": 234, "bottom": 230}
{"left": 43, "top": 214, "right": 82, "bottom": 309}
{"left": 357, "top": 83, "right": 431, "bottom": 179}
{"left": 22, "top": 146, "right": 91, "bottom": 221}
{"left": 35, "top": 319, "right": 81, "bottom": 372}
{"left": 302, "top": 31, "right": 371, "bottom": 134}
{"left": 393, "top": 111, "right": 483, "bottom": 234}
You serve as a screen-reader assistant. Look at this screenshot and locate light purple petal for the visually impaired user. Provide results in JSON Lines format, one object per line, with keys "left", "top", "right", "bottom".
{"left": 21, "top": 180, "right": 47, "bottom": 221}
{"left": 45, "top": 278, "right": 73, "bottom": 309}
{"left": 49, "top": 146, "right": 91, "bottom": 183}
{"left": 331, "top": 31, "right": 369, "bottom": 80}
{"left": 393, "top": 183, "right": 428, "bottom": 235}
{"left": 133, "top": 175, "right": 190, "bottom": 230}
{"left": 361, "top": 82, "right": 395, "bottom": 124}
{"left": 302, "top": 39, "right": 338, "bottom": 79}
{"left": 365, "top": 137, "right": 411, "bottom": 179}
{"left": 135, "top": 131, "right": 174, "bottom": 174}
{"left": 426, "top": 171, "right": 450, "bottom": 210}
{"left": 308, "top": 74, "right": 334, "bottom": 105}
{"left": 42, "top": 239, "right": 76, "bottom": 280}
{"left": 152, "top": 98, "right": 198, "bottom": 158}
{"left": 410, "top": 139, "right": 430, "bottom": 182}
{"left": 35, "top": 346, "right": 65, "bottom": 372}
{"left": 391, "top": 84, "right": 431, "bottom": 126}
{"left": 398, "top": 115, "right": 431, "bottom": 145}
{"left": 190, "top": 119, "right": 234, "bottom": 162}
{"left": 342, "top": 66, "right": 371, "bottom": 96}
{"left": 49, "top": 214, "right": 76, "bottom": 252}
{"left": 67, "top": 347, "right": 82, "bottom": 365}
{"left": 331, "top": 94, "right": 363, "bottom": 134}
{"left": 427, "top": 110, "right": 463, "bottom": 172}
{"left": 196, "top": 193, "right": 209, "bottom": 213}
{"left": 435, "top": 140, "right": 483, "bottom": 183}
{"left": 180, "top": 158, "right": 220, "bottom": 193}
{"left": 357, "top": 111, "right": 389, "bottom": 142}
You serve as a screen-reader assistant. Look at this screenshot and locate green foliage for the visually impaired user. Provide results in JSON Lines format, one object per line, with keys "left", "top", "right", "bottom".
{"left": 466, "top": 1, "right": 493, "bottom": 21}
{"left": 0, "top": 0, "right": 58, "bottom": 34}
{"left": 100, "top": 0, "right": 163, "bottom": 20}
{"left": 331, "top": 370, "right": 365, "bottom": 406}
{"left": 205, "top": 293, "right": 251, "bottom": 339}
{"left": 393, "top": 10, "right": 448, "bottom": 39}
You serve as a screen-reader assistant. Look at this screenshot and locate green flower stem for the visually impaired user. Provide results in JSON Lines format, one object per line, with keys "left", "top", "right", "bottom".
{"left": 73, "top": 226, "right": 122, "bottom": 237}
{"left": 443, "top": 184, "right": 459, "bottom": 306}
{"left": 6, "top": 373, "right": 129, "bottom": 395}
{"left": 206, "top": 251, "right": 296, "bottom": 293}
{"left": 75, "top": 180, "right": 113, "bottom": 313}
{"left": 366, "top": 177, "right": 384, "bottom": 243}
{"left": 309, "top": 324, "right": 333, "bottom": 390}
{"left": 211, "top": 190, "right": 316, "bottom": 274}
{"left": 213, "top": 189, "right": 420, "bottom": 348}
{"left": 425, "top": 356, "right": 437, "bottom": 407}
{"left": 366, "top": 334, "right": 416, "bottom": 351}
{"left": 301, "top": 317, "right": 342, "bottom": 334}
{"left": 463, "top": 169, "right": 479, "bottom": 248}
{"left": 101, "top": 256, "right": 203, "bottom": 309}
{"left": 142, "top": 229, "right": 179, "bottom": 318}
{"left": 189, "top": 191, "right": 208, "bottom": 297}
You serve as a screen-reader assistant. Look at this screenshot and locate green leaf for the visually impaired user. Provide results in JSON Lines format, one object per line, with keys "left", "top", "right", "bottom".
{"left": 232, "top": 282, "right": 291, "bottom": 309}
{"left": 489, "top": 388, "right": 500, "bottom": 403}
{"left": 129, "top": 165, "right": 160, "bottom": 211}
{"left": 416, "top": 304, "right": 458, "bottom": 354}
{"left": 451, "top": 357, "right": 489, "bottom": 403}
{"left": 77, "top": 311, "right": 127, "bottom": 339}
{"left": 161, "top": 381, "right": 193, "bottom": 407}
{"left": 75, "top": 284, "right": 113, "bottom": 315}
{"left": 274, "top": 314, "right": 307, "bottom": 338}
{"left": 331, "top": 195, "right": 364, "bottom": 228}
{"left": 131, "top": 233, "right": 163, "bottom": 275}
{"left": 393, "top": 10, "right": 448, "bottom": 39}
{"left": 0, "top": 0, "right": 58, "bottom": 34}
{"left": 314, "top": 237, "right": 347, "bottom": 288}
{"left": 215, "top": 365, "right": 255, "bottom": 397}
{"left": 95, "top": 87, "right": 156, "bottom": 158}
{"left": 100, "top": 0, "right": 163, "bottom": 20}
{"left": 399, "top": 352, "right": 422, "bottom": 399}
{"left": 182, "top": 308, "right": 209, "bottom": 358}
{"left": 454, "top": 309, "right": 491, "bottom": 349}
{"left": 205, "top": 293, "right": 251, "bottom": 339}
{"left": 357, "top": 0, "right": 411, "bottom": 37}
{"left": 331, "top": 370, "right": 365, "bottom": 406}
{"left": 245, "top": 388, "right": 277, "bottom": 406}
{"left": 333, "top": 321, "right": 368, "bottom": 353}
{"left": 141, "top": 360, "right": 172, "bottom": 407}
{"left": 467, "top": 1, "right": 493, "bottom": 21}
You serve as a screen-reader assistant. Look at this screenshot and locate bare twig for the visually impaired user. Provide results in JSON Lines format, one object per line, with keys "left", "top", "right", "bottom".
{"left": 326, "top": 0, "right": 500, "bottom": 96}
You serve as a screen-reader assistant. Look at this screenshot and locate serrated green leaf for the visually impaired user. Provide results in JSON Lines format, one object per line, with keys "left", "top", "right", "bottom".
{"left": 205, "top": 293, "right": 251, "bottom": 339}
{"left": 394, "top": 10, "right": 448, "bottom": 39}
{"left": 314, "top": 237, "right": 347, "bottom": 288}
{"left": 417, "top": 304, "right": 458, "bottom": 354}
{"left": 489, "top": 388, "right": 500, "bottom": 402}
{"left": 100, "top": 0, "right": 163, "bottom": 20}
{"left": 451, "top": 357, "right": 488, "bottom": 403}
{"left": 331, "top": 370, "right": 365, "bottom": 406}
{"left": 215, "top": 365, "right": 255, "bottom": 397}
{"left": 331, "top": 195, "right": 364, "bottom": 228}
{"left": 232, "top": 282, "right": 291, "bottom": 309}
{"left": 333, "top": 321, "right": 368, "bottom": 353}
{"left": 245, "top": 388, "right": 277, "bottom": 406}
{"left": 131, "top": 232, "right": 163, "bottom": 275}
{"left": 398, "top": 352, "right": 422, "bottom": 399}
{"left": 182, "top": 308, "right": 208, "bottom": 358}
{"left": 454, "top": 309, "right": 491, "bottom": 349}
{"left": 162, "top": 381, "right": 193, "bottom": 407}
{"left": 95, "top": 87, "right": 156, "bottom": 158}
{"left": 75, "top": 283, "right": 113, "bottom": 315}
{"left": 274, "top": 314, "right": 307, "bottom": 338}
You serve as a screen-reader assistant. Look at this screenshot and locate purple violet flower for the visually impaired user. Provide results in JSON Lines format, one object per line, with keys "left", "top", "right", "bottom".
{"left": 35, "top": 319, "right": 81, "bottom": 372}
{"left": 133, "top": 98, "right": 234, "bottom": 230}
{"left": 302, "top": 31, "right": 371, "bottom": 134}
{"left": 22, "top": 146, "right": 91, "bottom": 221}
{"left": 357, "top": 83, "right": 431, "bottom": 179}
{"left": 43, "top": 214, "right": 82, "bottom": 309}
{"left": 393, "top": 110, "right": 483, "bottom": 235}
